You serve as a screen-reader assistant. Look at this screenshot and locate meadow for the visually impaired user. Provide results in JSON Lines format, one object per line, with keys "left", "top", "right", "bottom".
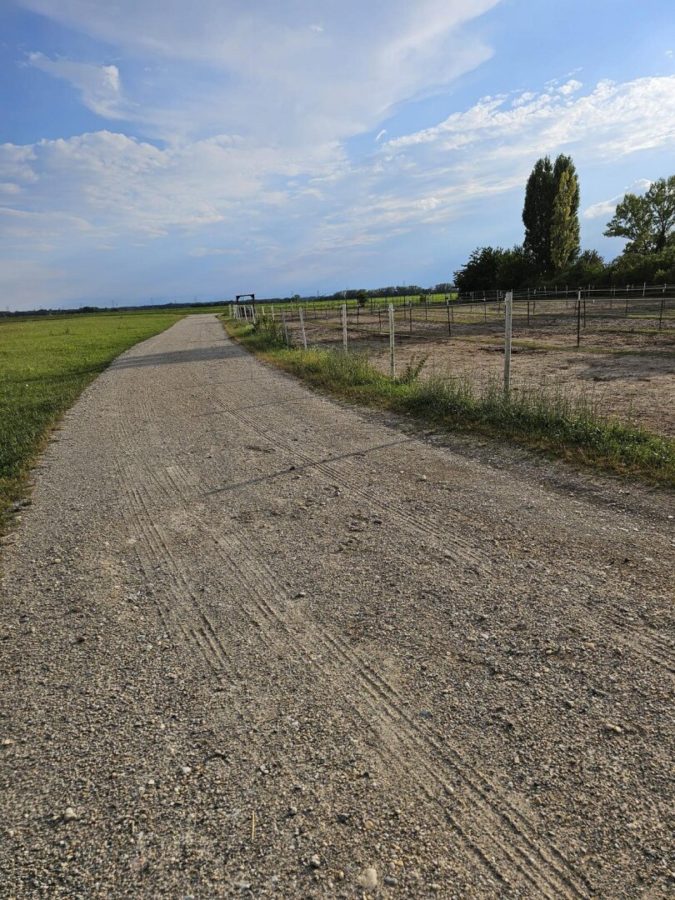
{"left": 0, "top": 309, "right": 194, "bottom": 532}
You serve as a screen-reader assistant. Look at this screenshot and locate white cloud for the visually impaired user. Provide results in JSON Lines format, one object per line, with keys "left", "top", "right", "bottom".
{"left": 558, "top": 78, "right": 582, "bottom": 95}
{"left": 583, "top": 199, "right": 619, "bottom": 221}
{"left": 583, "top": 178, "right": 653, "bottom": 220}
{"left": 384, "top": 75, "right": 675, "bottom": 161}
{"left": 27, "top": 52, "right": 127, "bottom": 119}
{"left": 16, "top": 0, "right": 500, "bottom": 144}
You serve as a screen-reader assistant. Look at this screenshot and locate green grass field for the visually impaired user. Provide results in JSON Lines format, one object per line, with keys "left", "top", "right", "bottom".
{"left": 0, "top": 310, "right": 186, "bottom": 532}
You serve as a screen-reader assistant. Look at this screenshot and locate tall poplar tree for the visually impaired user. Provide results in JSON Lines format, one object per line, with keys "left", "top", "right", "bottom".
{"left": 522, "top": 156, "right": 554, "bottom": 273}
{"left": 523, "top": 154, "right": 580, "bottom": 274}
{"left": 551, "top": 159, "right": 580, "bottom": 270}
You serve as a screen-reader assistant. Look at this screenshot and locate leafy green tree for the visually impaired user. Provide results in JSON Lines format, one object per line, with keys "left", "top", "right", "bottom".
{"left": 523, "top": 154, "right": 580, "bottom": 274}
{"left": 454, "top": 245, "right": 534, "bottom": 292}
{"left": 551, "top": 158, "right": 580, "bottom": 270}
{"left": 453, "top": 246, "right": 503, "bottom": 292}
{"left": 604, "top": 176, "right": 675, "bottom": 253}
{"left": 561, "top": 249, "right": 604, "bottom": 285}
{"left": 496, "top": 245, "right": 534, "bottom": 287}
{"left": 523, "top": 156, "right": 555, "bottom": 273}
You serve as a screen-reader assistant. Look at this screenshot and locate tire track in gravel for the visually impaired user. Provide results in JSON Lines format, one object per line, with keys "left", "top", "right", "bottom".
{"left": 113, "top": 361, "right": 591, "bottom": 899}
{"left": 206, "top": 390, "right": 673, "bottom": 676}
{"left": 113, "top": 399, "right": 244, "bottom": 696}
{"left": 217, "top": 401, "right": 490, "bottom": 573}
{"left": 129, "top": 454, "right": 589, "bottom": 900}
{"left": 192, "top": 320, "right": 673, "bottom": 679}
{"left": 111, "top": 410, "right": 512, "bottom": 891}
{"left": 102, "top": 315, "right": 670, "bottom": 896}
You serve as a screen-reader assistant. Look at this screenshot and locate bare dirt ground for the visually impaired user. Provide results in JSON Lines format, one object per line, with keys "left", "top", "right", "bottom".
{"left": 289, "top": 306, "right": 675, "bottom": 436}
{"left": 1, "top": 314, "right": 673, "bottom": 898}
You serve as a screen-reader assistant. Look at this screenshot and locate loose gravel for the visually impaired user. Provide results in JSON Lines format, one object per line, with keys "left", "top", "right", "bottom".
{"left": 0, "top": 314, "right": 673, "bottom": 898}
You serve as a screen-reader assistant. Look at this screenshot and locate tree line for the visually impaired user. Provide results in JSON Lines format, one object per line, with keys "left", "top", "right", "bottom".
{"left": 454, "top": 163, "right": 675, "bottom": 292}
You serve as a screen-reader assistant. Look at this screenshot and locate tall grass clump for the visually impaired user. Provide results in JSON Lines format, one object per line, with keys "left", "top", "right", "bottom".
{"left": 400, "top": 375, "right": 675, "bottom": 481}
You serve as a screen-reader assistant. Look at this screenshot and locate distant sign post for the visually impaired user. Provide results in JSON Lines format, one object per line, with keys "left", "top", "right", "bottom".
{"left": 236, "top": 293, "right": 256, "bottom": 316}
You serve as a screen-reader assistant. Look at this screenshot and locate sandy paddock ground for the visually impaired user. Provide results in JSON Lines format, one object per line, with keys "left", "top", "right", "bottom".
{"left": 291, "top": 305, "right": 675, "bottom": 437}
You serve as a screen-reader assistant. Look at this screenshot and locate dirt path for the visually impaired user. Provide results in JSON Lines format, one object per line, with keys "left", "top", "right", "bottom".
{"left": 1, "top": 314, "right": 673, "bottom": 898}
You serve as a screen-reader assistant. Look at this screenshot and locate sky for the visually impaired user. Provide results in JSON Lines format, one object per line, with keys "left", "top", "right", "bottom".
{"left": 1, "top": 0, "right": 674, "bottom": 310}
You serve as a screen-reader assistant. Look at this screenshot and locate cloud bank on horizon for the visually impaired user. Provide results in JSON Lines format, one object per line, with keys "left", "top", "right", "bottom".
{"left": 2, "top": 0, "right": 675, "bottom": 308}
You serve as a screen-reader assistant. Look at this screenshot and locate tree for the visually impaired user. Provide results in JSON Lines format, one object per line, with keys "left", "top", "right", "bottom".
{"left": 523, "top": 156, "right": 555, "bottom": 273}
{"left": 604, "top": 176, "right": 675, "bottom": 253}
{"left": 551, "top": 158, "right": 580, "bottom": 270}
{"left": 454, "top": 247, "right": 503, "bottom": 292}
{"left": 563, "top": 249, "right": 604, "bottom": 285}
{"left": 497, "top": 245, "right": 534, "bottom": 287}
{"left": 453, "top": 245, "right": 534, "bottom": 292}
{"left": 523, "top": 154, "right": 580, "bottom": 274}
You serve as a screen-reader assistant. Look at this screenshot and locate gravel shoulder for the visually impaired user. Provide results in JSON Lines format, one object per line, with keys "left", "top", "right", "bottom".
{"left": 1, "top": 314, "right": 673, "bottom": 898}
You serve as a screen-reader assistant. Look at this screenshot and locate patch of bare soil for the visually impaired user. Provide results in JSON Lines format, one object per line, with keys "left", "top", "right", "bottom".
{"left": 296, "top": 306, "right": 675, "bottom": 436}
{"left": 372, "top": 336, "right": 675, "bottom": 436}
{"left": 1, "top": 315, "right": 673, "bottom": 898}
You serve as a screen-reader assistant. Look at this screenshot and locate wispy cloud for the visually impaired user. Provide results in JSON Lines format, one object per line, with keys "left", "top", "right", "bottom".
{"left": 583, "top": 178, "right": 653, "bottom": 220}
{"left": 27, "top": 52, "right": 127, "bottom": 119}
{"left": 17, "top": 0, "right": 501, "bottom": 144}
{"left": 384, "top": 76, "right": 675, "bottom": 159}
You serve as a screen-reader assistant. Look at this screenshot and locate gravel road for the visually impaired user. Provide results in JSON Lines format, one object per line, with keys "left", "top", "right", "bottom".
{"left": 1, "top": 314, "right": 673, "bottom": 898}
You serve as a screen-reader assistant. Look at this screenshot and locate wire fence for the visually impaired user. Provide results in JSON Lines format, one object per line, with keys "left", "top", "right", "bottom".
{"left": 233, "top": 289, "right": 674, "bottom": 351}
{"left": 231, "top": 287, "right": 675, "bottom": 435}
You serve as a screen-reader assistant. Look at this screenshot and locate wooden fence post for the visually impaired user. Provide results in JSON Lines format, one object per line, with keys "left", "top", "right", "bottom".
{"left": 504, "top": 290, "right": 513, "bottom": 396}
{"left": 299, "top": 307, "right": 308, "bottom": 349}
{"left": 341, "top": 303, "right": 348, "bottom": 351}
{"left": 388, "top": 304, "right": 396, "bottom": 378}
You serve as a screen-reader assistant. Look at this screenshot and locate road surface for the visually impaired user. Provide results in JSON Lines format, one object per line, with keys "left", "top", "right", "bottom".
{"left": 1, "top": 314, "right": 672, "bottom": 897}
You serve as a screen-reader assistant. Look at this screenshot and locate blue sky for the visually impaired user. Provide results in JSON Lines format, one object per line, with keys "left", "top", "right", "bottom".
{"left": 1, "top": 0, "right": 674, "bottom": 309}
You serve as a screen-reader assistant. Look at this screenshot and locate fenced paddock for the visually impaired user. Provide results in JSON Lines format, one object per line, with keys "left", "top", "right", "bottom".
{"left": 231, "top": 286, "right": 675, "bottom": 437}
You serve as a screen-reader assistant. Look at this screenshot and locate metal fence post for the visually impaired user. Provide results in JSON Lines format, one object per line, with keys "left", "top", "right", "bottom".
{"left": 341, "top": 303, "right": 348, "bottom": 351}
{"left": 299, "top": 307, "right": 308, "bottom": 350}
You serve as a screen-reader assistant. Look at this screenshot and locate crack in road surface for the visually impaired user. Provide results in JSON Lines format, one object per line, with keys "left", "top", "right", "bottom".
{"left": 1, "top": 314, "right": 672, "bottom": 897}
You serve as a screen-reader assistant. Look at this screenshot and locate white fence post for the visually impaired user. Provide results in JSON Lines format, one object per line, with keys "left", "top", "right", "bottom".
{"left": 388, "top": 303, "right": 395, "bottom": 378}
{"left": 341, "top": 303, "right": 348, "bottom": 351}
{"left": 281, "top": 311, "right": 289, "bottom": 346}
{"left": 504, "top": 290, "right": 513, "bottom": 396}
{"left": 299, "top": 307, "right": 308, "bottom": 350}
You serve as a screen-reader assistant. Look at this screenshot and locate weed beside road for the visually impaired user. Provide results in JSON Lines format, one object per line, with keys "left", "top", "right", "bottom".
{"left": 225, "top": 318, "right": 675, "bottom": 487}
{"left": 0, "top": 311, "right": 184, "bottom": 532}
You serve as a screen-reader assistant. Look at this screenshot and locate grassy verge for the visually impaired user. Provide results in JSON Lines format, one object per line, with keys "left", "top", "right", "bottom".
{"left": 224, "top": 318, "right": 675, "bottom": 487}
{"left": 0, "top": 309, "right": 185, "bottom": 533}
